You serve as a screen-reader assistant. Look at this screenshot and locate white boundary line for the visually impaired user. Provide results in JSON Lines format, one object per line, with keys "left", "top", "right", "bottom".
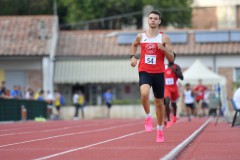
{"left": 0, "top": 119, "right": 138, "bottom": 133}
{"left": 0, "top": 122, "right": 141, "bottom": 148}
{"left": 160, "top": 117, "right": 212, "bottom": 160}
{"left": 0, "top": 121, "right": 119, "bottom": 137}
{"left": 0, "top": 123, "right": 98, "bottom": 137}
{"left": 0, "top": 121, "right": 14, "bottom": 124}
{"left": 0, "top": 120, "right": 92, "bottom": 132}
{"left": 0, "top": 123, "right": 62, "bottom": 132}
{"left": 34, "top": 130, "right": 146, "bottom": 160}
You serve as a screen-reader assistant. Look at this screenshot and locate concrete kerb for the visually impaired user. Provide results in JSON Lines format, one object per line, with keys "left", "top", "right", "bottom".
{"left": 160, "top": 117, "right": 212, "bottom": 160}
{"left": 52, "top": 105, "right": 157, "bottom": 120}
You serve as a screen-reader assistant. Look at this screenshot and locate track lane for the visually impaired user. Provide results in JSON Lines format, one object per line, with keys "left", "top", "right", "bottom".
{"left": 0, "top": 120, "right": 142, "bottom": 146}
{"left": 176, "top": 121, "right": 240, "bottom": 160}
{"left": 35, "top": 118, "right": 207, "bottom": 160}
{"left": 0, "top": 120, "right": 144, "bottom": 159}
{"left": 0, "top": 118, "right": 209, "bottom": 160}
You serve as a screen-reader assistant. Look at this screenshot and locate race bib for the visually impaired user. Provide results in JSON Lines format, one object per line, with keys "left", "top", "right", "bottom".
{"left": 165, "top": 78, "right": 174, "bottom": 85}
{"left": 145, "top": 55, "right": 156, "bottom": 65}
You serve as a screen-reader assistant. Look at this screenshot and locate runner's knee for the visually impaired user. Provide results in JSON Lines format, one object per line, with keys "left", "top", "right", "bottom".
{"left": 155, "top": 98, "right": 164, "bottom": 107}
{"left": 164, "top": 97, "right": 170, "bottom": 106}
{"left": 141, "top": 92, "right": 149, "bottom": 100}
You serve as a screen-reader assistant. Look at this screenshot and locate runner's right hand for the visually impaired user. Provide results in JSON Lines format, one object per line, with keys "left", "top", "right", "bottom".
{"left": 131, "top": 57, "right": 137, "bottom": 67}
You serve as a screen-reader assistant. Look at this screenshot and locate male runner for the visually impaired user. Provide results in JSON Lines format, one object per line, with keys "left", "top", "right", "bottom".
{"left": 130, "top": 10, "right": 174, "bottom": 142}
{"left": 164, "top": 53, "right": 183, "bottom": 127}
{"left": 183, "top": 83, "right": 196, "bottom": 121}
{"left": 194, "top": 79, "right": 208, "bottom": 116}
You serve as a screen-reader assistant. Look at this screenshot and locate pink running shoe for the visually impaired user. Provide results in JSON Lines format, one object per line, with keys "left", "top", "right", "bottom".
{"left": 144, "top": 117, "right": 153, "bottom": 132}
{"left": 172, "top": 116, "right": 177, "bottom": 123}
{"left": 164, "top": 121, "right": 172, "bottom": 128}
{"left": 156, "top": 130, "right": 164, "bottom": 142}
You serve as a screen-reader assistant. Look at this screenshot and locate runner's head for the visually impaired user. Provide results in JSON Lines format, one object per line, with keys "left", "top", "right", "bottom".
{"left": 185, "top": 83, "right": 191, "bottom": 90}
{"left": 148, "top": 10, "right": 162, "bottom": 28}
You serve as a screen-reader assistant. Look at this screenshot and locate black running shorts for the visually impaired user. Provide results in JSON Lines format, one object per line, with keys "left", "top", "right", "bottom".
{"left": 185, "top": 103, "right": 195, "bottom": 109}
{"left": 139, "top": 71, "right": 165, "bottom": 99}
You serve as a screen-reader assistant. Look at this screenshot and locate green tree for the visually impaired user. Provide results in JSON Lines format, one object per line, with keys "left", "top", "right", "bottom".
{"left": 58, "top": 0, "right": 143, "bottom": 29}
{"left": 0, "top": 0, "right": 55, "bottom": 15}
{"left": 143, "top": 0, "right": 192, "bottom": 28}
{"left": 0, "top": 0, "right": 192, "bottom": 29}
{"left": 59, "top": 0, "right": 192, "bottom": 29}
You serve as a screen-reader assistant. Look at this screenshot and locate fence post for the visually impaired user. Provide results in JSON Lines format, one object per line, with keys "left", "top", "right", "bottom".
{"left": 21, "top": 105, "right": 27, "bottom": 121}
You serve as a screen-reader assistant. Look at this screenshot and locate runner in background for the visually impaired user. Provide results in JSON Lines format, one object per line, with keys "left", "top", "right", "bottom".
{"left": 103, "top": 89, "right": 113, "bottom": 118}
{"left": 194, "top": 79, "right": 208, "bottom": 117}
{"left": 183, "top": 83, "right": 196, "bottom": 121}
{"left": 164, "top": 52, "right": 183, "bottom": 127}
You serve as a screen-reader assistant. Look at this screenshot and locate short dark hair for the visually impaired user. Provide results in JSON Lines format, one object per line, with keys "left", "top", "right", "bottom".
{"left": 148, "top": 10, "right": 161, "bottom": 19}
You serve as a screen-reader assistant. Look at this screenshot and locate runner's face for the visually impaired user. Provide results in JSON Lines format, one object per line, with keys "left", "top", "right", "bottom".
{"left": 148, "top": 13, "right": 160, "bottom": 28}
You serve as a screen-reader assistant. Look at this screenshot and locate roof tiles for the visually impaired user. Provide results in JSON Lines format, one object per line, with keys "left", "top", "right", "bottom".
{"left": 56, "top": 30, "right": 240, "bottom": 57}
{"left": 0, "top": 16, "right": 56, "bottom": 56}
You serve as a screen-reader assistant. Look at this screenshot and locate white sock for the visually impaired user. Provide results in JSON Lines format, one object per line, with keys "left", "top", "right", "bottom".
{"left": 157, "top": 125, "right": 163, "bottom": 130}
{"left": 146, "top": 113, "right": 152, "bottom": 118}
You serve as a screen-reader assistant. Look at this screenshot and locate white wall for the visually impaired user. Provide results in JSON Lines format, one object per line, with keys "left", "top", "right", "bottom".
{"left": 175, "top": 55, "right": 240, "bottom": 69}
{"left": 192, "top": 0, "right": 240, "bottom": 7}
{"left": 175, "top": 56, "right": 214, "bottom": 69}
{"left": 54, "top": 105, "right": 155, "bottom": 120}
{"left": 216, "top": 55, "right": 240, "bottom": 67}
{"left": 0, "top": 59, "right": 41, "bottom": 70}
{"left": 192, "top": 0, "right": 238, "bottom": 29}
{"left": 0, "top": 59, "right": 41, "bottom": 90}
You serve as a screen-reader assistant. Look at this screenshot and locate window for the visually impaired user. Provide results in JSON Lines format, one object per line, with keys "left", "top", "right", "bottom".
{"left": 235, "top": 68, "right": 240, "bottom": 82}
{"left": 234, "top": 68, "right": 240, "bottom": 89}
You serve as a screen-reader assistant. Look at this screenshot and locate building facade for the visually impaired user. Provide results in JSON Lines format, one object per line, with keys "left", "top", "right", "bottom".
{"left": 54, "top": 30, "right": 240, "bottom": 109}
{"left": 192, "top": 0, "right": 240, "bottom": 29}
{"left": 0, "top": 16, "right": 58, "bottom": 95}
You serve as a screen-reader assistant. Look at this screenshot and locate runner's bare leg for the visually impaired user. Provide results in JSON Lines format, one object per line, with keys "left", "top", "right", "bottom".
{"left": 155, "top": 98, "right": 165, "bottom": 125}
{"left": 140, "top": 84, "right": 151, "bottom": 114}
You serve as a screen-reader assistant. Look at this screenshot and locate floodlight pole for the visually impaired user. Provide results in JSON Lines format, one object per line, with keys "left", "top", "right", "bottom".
{"left": 53, "top": 0, "right": 57, "bottom": 15}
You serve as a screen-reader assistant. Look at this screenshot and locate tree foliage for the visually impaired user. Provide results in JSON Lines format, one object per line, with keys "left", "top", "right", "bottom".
{"left": 144, "top": 0, "right": 192, "bottom": 28}
{"left": 0, "top": 0, "right": 192, "bottom": 30}
{"left": 58, "top": 0, "right": 143, "bottom": 29}
{"left": 0, "top": 0, "right": 54, "bottom": 15}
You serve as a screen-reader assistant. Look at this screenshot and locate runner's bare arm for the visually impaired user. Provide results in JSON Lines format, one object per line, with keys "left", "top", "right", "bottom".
{"left": 130, "top": 33, "right": 141, "bottom": 67}
{"left": 158, "top": 34, "right": 174, "bottom": 62}
{"left": 172, "top": 64, "right": 184, "bottom": 80}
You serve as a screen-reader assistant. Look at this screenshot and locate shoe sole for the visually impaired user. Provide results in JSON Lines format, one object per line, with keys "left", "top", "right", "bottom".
{"left": 156, "top": 139, "right": 164, "bottom": 142}
{"left": 145, "top": 127, "right": 153, "bottom": 132}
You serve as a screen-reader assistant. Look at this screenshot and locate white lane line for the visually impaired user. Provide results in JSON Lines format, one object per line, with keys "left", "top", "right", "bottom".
{"left": 0, "top": 121, "right": 14, "bottom": 124}
{"left": 0, "top": 123, "right": 98, "bottom": 137}
{"left": 0, "top": 120, "right": 119, "bottom": 137}
{"left": 34, "top": 129, "right": 146, "bottom": 160}
{"left": 0, "top": 120, "right": 87, "bottom": 132}
{"left": 0, "top": 124, "right": 61, "bottom": 132}
{"left": 0, "top": 122, "right": 141, "bottom": 148}
{"left": 160, "top": 117, "right": 212, "bottom": 160}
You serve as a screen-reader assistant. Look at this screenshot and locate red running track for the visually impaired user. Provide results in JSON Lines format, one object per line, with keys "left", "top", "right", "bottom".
{"left": 0, "top": 117, "right": 218, "bottom": 160}
{"left": 176, "top": 120, "right": 240, "bottom": 160}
